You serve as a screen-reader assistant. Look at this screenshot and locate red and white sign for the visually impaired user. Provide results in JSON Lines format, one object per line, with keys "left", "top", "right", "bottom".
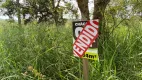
{"left": 73, "top": 20, "right": 99, "bottom": 58}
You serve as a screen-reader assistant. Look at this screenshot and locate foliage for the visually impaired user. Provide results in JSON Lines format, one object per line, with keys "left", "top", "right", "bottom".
{"left": 0, "top": 20, "right": 142, "bottom": 80}
{"left": 1, "top": 0, "right": 17, "bottom": 19}
{"left": 0, "top": 0, "right": 142, "bottom": 80}
{"left": 0, "top": 0, "right": 76, "bottom": 24}
{"left": 22, "top": 0, "right": 60, "bottom": 23}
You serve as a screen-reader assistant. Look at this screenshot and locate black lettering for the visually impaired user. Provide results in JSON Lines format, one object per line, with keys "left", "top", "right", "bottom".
{"left": 83, "top": 54, "right": 97, "bottom": 59}
{"left": 89, "top": 55, "right": 94, "bottom": 59}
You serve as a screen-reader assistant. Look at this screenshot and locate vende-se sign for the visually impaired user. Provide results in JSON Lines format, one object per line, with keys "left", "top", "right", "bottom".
{"left": 73, "top": 20, "right": 99, "bottom": 59}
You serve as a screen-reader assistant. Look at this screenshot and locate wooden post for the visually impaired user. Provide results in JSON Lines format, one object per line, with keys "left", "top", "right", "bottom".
{"left": 83, "top": 58, "right": 89, "bottom": 80}
{"left": 76, "top": 1, "right": 90, "bottom": 79}
{"left": 82, "top": 16, "right": 89, "bottom": 80}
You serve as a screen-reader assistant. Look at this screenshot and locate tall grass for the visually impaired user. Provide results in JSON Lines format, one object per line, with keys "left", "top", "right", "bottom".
{"left": 0, "top": 21, "right": 142, "bottom": 80}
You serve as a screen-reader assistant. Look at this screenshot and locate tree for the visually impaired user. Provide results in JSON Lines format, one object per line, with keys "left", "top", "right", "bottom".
{"left": 1, "top": 0, "right": 65, "bottom": 24}
{"left": 76, "top": 0, "right": 89, "bottom": 20}
{"left": 1, "top": 0, "right": 17, "bottom": 19}
{"left": 76, "top": 1, "right": 110, "bottom": 80}
{"left": 16, "top": 0, "right": 21, "bottom": 26}
{"left": 76, "top": 0, "right": 110, "bottom": 51}
{"left": 93, "top": 0, "right": 110, "bottom": 19}
{"left": 130, "top": 0, "right": 142, "bottom": 18}
{"left": 21, "top": 0, "right": 65, "bottom": 24}
{"left": 76, "top": 0, "right": 110, "bottom": 20}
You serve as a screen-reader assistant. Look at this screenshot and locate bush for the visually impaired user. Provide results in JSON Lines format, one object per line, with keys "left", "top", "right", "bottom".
{"left": 0, "top": 21, "right": 141, "bottom": 80}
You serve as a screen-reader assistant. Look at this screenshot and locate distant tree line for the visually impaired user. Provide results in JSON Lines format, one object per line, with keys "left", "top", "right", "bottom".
{"left": 0, "top": 0, "right": 79, "bottom": 25}
{"left": 0, "top": 0, "right": 142, "bottom": 25}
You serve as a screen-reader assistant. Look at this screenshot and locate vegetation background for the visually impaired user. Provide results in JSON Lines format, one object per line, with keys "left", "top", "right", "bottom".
{"left": 0, "top": 0, "right": 142, "bottom": 80}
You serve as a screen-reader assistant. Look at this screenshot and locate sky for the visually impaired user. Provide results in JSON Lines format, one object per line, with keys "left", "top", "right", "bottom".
{"left": 0, "top": 0, "right": 94, "bottom": 20}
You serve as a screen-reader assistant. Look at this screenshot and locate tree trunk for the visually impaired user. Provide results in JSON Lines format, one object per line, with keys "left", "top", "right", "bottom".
{"left": 52, "top": 0, "right": 61, "bottom": 25}
{"left": 16, "top": 0, "right": 21, "bottom": 26}
{"left": 76, "top": 0, "right": 90, "bottom": 20}
{"left": 93, "top": 0, "right": 110, "bottom": 34}
{"left": 76, "top": 0, "right": 110, "bottom": 80}
{"left": 93, "top": 0, "right": 110, "bottom": 58}
{"left": 93, "top": 0, "right": 110, "bottom": 19}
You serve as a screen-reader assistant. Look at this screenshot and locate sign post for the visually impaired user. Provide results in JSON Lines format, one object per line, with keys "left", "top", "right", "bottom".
{"left": 83, "top": 58, "right": 89, "bottom": 80}
{"left": 73, "top": 20, "right": 99, "bottom": 80}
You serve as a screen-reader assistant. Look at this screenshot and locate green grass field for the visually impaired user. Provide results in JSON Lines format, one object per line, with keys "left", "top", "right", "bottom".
{"left": 0, "top": 21, "right": 142, "bottom": 80}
